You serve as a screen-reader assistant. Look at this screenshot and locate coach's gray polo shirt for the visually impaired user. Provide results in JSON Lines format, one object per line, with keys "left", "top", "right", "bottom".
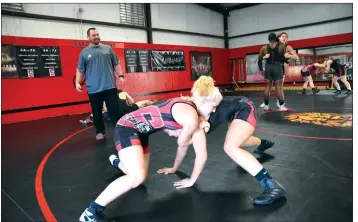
{"left": 77, "top": 43, "right": 119, "bottom": 94}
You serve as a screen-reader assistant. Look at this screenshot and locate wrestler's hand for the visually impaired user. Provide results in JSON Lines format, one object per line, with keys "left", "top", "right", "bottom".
{"left": 174, "top": 178, "right": 195, "bottom": 189}
{"left": 199, "top": 121, "right": 210, "bottom": 133}
{"left": 157, "top": 167, "right": 176, "bottom": 175}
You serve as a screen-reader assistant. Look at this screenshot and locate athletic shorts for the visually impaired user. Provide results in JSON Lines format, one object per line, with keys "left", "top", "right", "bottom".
{"left": 114, "top": 125, "right": 150, "bottom": 154}
{"left": 124, "top": 103, "right": 139, "bottom": 114}
{"left": 265, "top": 63, "right": 284, "bottom": 81}
{"left": 334, "top": 67, "right": 345, "bottom": 77}
{"left": 232, "top": 100, "right": 258, "bottom": 128}
{"left": 301, "top": 70, "right": 310, "bottom": 77}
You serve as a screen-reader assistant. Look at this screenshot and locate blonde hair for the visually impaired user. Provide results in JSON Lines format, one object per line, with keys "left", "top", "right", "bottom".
{"left": 190, "top": 76, "right": 223, "bottom": 104}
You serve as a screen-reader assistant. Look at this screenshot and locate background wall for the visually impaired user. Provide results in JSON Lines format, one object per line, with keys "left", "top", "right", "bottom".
{"left": 1, "top": 3, "right": 354, "bottom": 124}
{"left": 151, "top": 4, "right": 224, "bottom": 48}
{"left": 2, "top": 3, "right": 225, "bottom": 48}
{"left": 228, "top": 3, "right": 352, "bottom": 48}
{"left": 316, "top": 44, "right": 353, "bottom": 55}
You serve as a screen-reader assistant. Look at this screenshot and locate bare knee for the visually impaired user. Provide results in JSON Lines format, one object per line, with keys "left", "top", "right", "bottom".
{"left": 129, "top": 170, "right": 147, "bottom": 188}
{"left": 224, "top": 143, "right": 240, "bottom": 154}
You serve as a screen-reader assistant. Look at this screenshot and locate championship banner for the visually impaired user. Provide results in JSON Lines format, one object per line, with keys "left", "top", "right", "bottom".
{"left": 1, "top": 44, "right": 19, "bottom": 78}
{"left": 138, "top": 50, "right": 149, "bottom": 73}
{"left": 125, "top": 49, "right": 138, "bottom": 73}
{"left": 150, "top": 50, "right": 185, "bottom": 72}
{"left": 39, "top": 46, "right": 62, "bottom": 77}
{"left": 190, "top": 51, "right": 212, "bottom": 80}
{"left": 16, "top": 46, "right": 41, "bottom": 78}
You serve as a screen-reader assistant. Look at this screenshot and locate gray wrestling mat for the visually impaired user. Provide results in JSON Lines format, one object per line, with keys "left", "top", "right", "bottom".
{"left": 296, "top": 90, "right": 352, "bottom": 96}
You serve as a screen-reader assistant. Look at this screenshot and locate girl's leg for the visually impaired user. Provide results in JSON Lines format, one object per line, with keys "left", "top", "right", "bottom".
{"left": 223, "top": 102, "right": 286, "bottom": 205}
{"left": 333, "top": 75, "right": 341, "bottom": 93}
{"left": 339, "top": 75, "right": 352, "bottom": 93}
{"left": 302, "top": 76, "right": 309, "bottom": 94}
{"left": 243, "top": 136, "right": 275, "bottom": 155}
{"left": 307, "top": 76, "right": 320, "bottom": 94}
{"left": 223, "top": 119, "right": 263, "bottom": 176}
{"left": 79, "top": 145, "right": 147, "bottom": 221}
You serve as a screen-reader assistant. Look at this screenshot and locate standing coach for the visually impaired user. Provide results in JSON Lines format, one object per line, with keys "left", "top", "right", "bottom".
{"left": 75, "top": 27, "right": 125, "bottom": 140}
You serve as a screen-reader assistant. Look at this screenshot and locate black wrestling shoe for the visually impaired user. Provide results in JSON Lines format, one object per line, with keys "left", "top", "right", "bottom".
{"left": 253, "top": 139, "right": 275, "bottom": 155}
{"left": 312, "top": 87, "right": 320, "bottom": 94}
{"left": 334, "top": 90, "right": 342, "bottom": 94}
{"left": 346, "top": 90, "right": 352, "bottom": 95}
{"left": 253, "top": 179, "right": 287, "bottom": 205}
{"left": 302, "top": 89, "right": 307, "bottom": 95}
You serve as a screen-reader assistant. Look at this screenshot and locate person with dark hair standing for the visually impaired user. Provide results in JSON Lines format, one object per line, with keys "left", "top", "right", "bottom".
{"left": 258, "top": 33, "right": 291, "bottom": 111}
{"left": 75, "top": 28, "right": 125, "bottom": 140}
{"left": 259, "top": 32, "right": 298, "bottom": 109}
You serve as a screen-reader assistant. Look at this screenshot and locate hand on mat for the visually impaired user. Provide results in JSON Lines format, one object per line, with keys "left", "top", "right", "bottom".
{"left": 174, "top": 178, "right": 194, "bottom": 189}
{"left": 157, "top": 167, "right": 176, "bottom": 175}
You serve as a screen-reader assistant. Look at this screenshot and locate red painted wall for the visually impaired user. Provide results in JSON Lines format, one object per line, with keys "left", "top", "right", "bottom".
{"left": 2, "top": 32, "right": 352, "bottom": 124}
{"left": 1, "top": 36, "right": 230, "bottom": 124}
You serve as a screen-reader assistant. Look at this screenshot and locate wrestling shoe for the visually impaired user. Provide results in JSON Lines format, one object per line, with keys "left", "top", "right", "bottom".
{"left": 264, "top": 105, "right": 270, "bottom": 112}
{"left": 276, "top": 99, "right": 280, "bottom": 108}
{"left": 80, "top": 116, "right": 93, "bottom": 124}
{"left": 346, "top": 90, "right": 352, "bottom": 95}
{"left": 79, "top": 208, "right": 108, "bottom": 222}
{"left": 334, "top": 90, "right": 342, "bottom": 94}
{"left": 260, "top": 102, "right": 265, "bottom": 108}
{"left": 253, "top": 179, "right": 287, "bottom": 205}
{"left": 312, "top": 87, "right": 320, "bottom": 94}
{"left": 96, "top": 133, "right": 105, "bottom": 140}
{"left": 253, "top": 139, "right": 275, "bottom": 155}
{"left": 109, "top": 155, "right": 126, "bottom": 175}
{"left": 278, "top": 104, "right": 291, "bottom": 112}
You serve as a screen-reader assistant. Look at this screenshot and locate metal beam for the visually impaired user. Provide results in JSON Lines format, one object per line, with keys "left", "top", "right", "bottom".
{"left": 145, "top": 3, "right": 153, "bottom": 43}
{"left": 226, "top": 3, "right": 261, "bottom": 12}
{"left": 195, "top": 3, "right": 226, "bottom": 15}
{"left": 224, "top": 13, "right": 229, "bottom": 48}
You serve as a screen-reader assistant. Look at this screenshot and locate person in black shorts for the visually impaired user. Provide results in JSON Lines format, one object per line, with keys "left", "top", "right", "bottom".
{"left": 190, "top": 95, "right": 287, "bottom": 205}
{"left": 159, "top": 96, "right": 286, "bottom": 205}
{"left": 258, "top": 33, "right": 291, "bottom": 112}
{"left": 300, "top": 64, "right": 320, "bottom": 95}
{"left": 315, "top": 58, "right": 352, "bottom": 94}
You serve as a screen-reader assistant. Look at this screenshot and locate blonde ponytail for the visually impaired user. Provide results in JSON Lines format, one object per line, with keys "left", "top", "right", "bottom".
{"left": 191, "top": 76, "right": 216, "bottom": 97}
{"left": 191, "top": 76, "right": 222, "bottom": 104}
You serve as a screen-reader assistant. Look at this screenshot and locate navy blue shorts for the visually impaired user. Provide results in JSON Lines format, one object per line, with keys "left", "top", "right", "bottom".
{"left": 114, "top": 125, "right": 149, "bottom": 154}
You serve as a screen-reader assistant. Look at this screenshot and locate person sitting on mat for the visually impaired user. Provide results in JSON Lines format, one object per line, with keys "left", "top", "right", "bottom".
{"left": 79, "top": 76, "right": 223, "bottom": 222}
{"left": 315, "top": 58, "right": 352, "bottom": 95}
{"left": 158, "top": 95, "right": 286, "bottom": 205}
{"left": 80, "top": 90, "right": 155, "bottom": 124}
{"left": 300, "top": 64, "right": 321, "bottom": 95}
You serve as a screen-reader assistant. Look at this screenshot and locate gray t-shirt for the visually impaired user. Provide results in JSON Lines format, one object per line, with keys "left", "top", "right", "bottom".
{"left": 77, "top": 44, "right": 119, "bottom": 94}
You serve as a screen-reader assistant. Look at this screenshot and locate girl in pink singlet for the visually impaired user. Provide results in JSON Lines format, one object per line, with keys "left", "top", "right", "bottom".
{"left": 300, "top": 64, "right": 320, "bottom": 95}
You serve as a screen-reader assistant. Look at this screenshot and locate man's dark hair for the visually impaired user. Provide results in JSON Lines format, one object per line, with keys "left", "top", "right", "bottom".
{"left": 268, "top": 33, "right": 277, "bottom": 42}
{"left": 87, "top": 28, "right": 97, "bottom": 36}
